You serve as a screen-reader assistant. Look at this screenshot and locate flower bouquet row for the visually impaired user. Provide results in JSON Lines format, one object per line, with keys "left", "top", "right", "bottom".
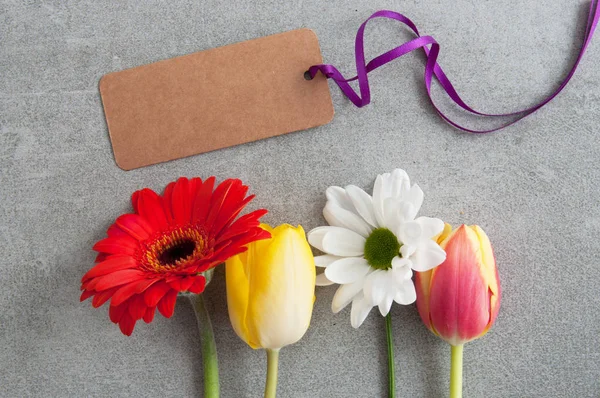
{"left": 81, "top": 169, "right": 500, "bottom": 397}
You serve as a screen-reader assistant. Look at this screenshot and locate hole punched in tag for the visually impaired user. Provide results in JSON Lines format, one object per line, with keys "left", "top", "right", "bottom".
{"left": 304, "top": 70, "right": 313, "bottom": 80}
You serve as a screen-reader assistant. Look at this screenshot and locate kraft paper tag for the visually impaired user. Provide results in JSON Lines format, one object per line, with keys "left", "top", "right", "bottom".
{"left": 99, "top": 29, "right": 334, "bottom": 170}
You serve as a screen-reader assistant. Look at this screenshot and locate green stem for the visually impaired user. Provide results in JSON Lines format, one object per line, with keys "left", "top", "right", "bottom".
{"left": 264, "top": 349, "right": 280, "bottom": 398}
{"left": 190, "top": 293, "right": 220, "bottom": 398}
{"left": 385, "top": 313, "right": 396, "bottom": 398}
{"left": 450, "top": 344, "right": 464, "bottom": 398}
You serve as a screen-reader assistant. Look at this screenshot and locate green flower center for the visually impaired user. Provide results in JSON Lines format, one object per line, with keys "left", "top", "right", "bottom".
{"left": 364, "top": 228, "right": 401, "bottom": 270}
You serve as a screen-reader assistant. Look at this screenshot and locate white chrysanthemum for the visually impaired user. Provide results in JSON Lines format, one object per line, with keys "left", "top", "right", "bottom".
{"left": 308, "top": 169, "right": 446, "bottom": 328}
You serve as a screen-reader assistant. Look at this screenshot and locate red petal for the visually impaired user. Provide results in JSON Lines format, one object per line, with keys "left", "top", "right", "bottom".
{"left": 136, "top": 188, "right": 168, "bottom": 231}
{"left": 157, "top": 289, "right": 178, "bottom": 318}
{"left": 200, "top": 246, "right": 247, "bottom": 272}
{"left": 118, "top": 314, "right": 136, "bottom": 336}
{"left": 144, "top": 281, "right": 171, "bottom": 307}
{"left": 92, "top": 287, "right": 118, "bottom": 308}
{"left": 214, "top": 190, "right": 253, "bottom": 234}
{"left": 134, "top": 278, "right": 160, "bottom": 293}
{"left": 191, "top": 176, "right": 215, "bottom": 223}
{"left": 107, "top": 224, "right": 129, "bottom": 238}
{"left": 216, "top": 209, "right": 268, "bottom": 243}
{"left": 188, "top": 177, "right": 202, "bottom": 198}
{"left": 95, "top": 253, "right": 109, "bottom": 263}
{"left": 81, "top": 256, "right": 139, "bottom": 282}
{"left": 188, "top": 277, "right": 206, "bottom": 294}
{"left": 162, "top": 181, "right": 176, "bottom": 223}
{"left": 109, "top": 303, "right": 128, "bottom": 323}
{"left": 116, "top": 214, "right": 154, "bottom": 241}
{"left": 128, "top": 295, "right": 147, "bottom": 320}
{"left": 110, "top": 278, "right": 157, "bottom": 307}
{"left": 132, "top": 190, "right": 142, "bottom": 214}
{"left": 80, "top": 290, "right": 94, "bottom": 302}
{"left": 172, "top": 177, "right": 193, "bottom": 225}
{"left": 204, "top": 179, "right": 235, "bottom": 231}
{"left": 143, "top": 307, "right": 156, "bottom": 323}
{"left": 92, "top": 269, "right": 146, "bottom": 291}
{"left": 167, "top": 276, "right": 195, "bottom": 292}
{"left": 112, "top": 280, "right": 145, "bottom": 307}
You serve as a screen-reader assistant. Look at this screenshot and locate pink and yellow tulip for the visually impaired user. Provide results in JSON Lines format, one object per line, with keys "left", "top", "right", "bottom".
{"left": 415, "top": 224, "right": 501, "bottom": 398}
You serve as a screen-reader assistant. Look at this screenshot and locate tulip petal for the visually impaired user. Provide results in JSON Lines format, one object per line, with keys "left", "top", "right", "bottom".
{"left": 332, "top": 279, "right": 364, "bottom": 313}
{"left": 322, "top": 228, "right": 366, "bottom": 256}
{"left": 325, "top": 257, "right": 370, "bottom": 285}
{"left": 316, "top": 272, "right": 335, "bottom": 286}
{"left": 350, "top": 293, "right": 373, "bottom": 328}
{"left": 225, "top": 250, "right": 256, "bottom": 348}
{"left": 412, "top": 240, "right": 447, "bottom": 272}
{"left": 428, "top": 225, "right": 493, "bottom": 345}
{"left": 245, "top": 224, "right": 316, "bottom": 350}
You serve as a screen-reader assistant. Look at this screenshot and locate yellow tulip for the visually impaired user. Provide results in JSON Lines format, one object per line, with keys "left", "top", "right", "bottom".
{"left": 226, "top": 223, "right": 316, "bottom": 350}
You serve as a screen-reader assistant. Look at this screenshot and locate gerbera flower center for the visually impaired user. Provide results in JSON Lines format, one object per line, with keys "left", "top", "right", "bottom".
{"left": 158, "top": 239, "right": 196, "bottom": 265}
{"left": 142, "top": 226, "right": 206, "bottom": 271}
{"left": 364, "top": 228, "right": 401, "bottom": 270}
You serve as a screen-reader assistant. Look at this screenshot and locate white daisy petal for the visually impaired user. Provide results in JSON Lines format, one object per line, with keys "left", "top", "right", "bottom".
{"left": 325, "top": 186, "right": 356, "bottom": 213}
{"left": 345, "top": 185, "right": 378, "bottom": 227}
{"left": 332, "top": 279, "right": 365, "bottom": 313}
{"left": 316, "top": 272, "right": 335, "bottom": 286}
{"left": 378, "top": 292, "right": 395, "bottom": 316}
{"left": 391, "top": 257, "right": 413, "bottom": 281}
{"left": 382, "top": 198, "right": 401, "bottom": 231}
{"left": 314, "top": 254, "right": 343, "bottom": 267}
{"left": 323, "top": 202, "right": 373, "bottom": 237}
{"left": 397, "top": 221, "right": 423, "bottom": 245}
{"left": 394, "top": 280, "right": 417, "bottom": 305}
{"left": 405, "top": 184, "right": 424, "bottom": 214}
{"left": 325, "top": 257, "right": 370, "bottom": 284}
{"left": 351, "top": 293, "right": 373, "bottom": 328}
{"left": 372, "top": 175, "right": 386, "bottom": 227}
{"left": 414, "top": 216, "right": 444, "bottom": 239}
{"left": 399, "top": 244, "right": 417, "bottom": 259}
{"left": 411, "top": 240, "right": 446, "bottom": 272}
{"left": 307, "top": 226, "right": 330, "bottom": 252}
{"left": 397, "top": 201, "right": 418, "bottom": 223}
{"left": 322, "top": 228, "right": 366, "bottom": 256}
{"left": 363, "top": 270, "right": 388, "bottom": 308}
{"left": 390, "top": 169, "right": 411, "bottom": 199}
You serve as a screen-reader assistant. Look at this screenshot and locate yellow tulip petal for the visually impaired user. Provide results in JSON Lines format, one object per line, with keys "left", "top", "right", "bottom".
{"left": 225, "top": 252, "right": 260, "bottom": 348}
{"left": 246, "top": 224, "right": 316, "bottom": 350}
{"left": 469, "top": 225, "right": 499, "bottom": 296}
{"left": 435, "top": 222, "right": 453, "bottom": 245}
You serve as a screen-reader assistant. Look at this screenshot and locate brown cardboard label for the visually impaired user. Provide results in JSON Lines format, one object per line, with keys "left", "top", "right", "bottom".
{"left": 99, "top": 29, "right": 334, "bottom": 170}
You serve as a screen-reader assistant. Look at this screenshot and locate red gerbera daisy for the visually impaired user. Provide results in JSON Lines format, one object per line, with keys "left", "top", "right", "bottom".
{"left": 80, "top": 177, "right": 269, "bottom": 336}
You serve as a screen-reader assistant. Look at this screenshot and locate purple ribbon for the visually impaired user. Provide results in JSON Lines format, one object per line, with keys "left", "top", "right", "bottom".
{"left": 308, "top": 1, "right": 599, "bottom": 133}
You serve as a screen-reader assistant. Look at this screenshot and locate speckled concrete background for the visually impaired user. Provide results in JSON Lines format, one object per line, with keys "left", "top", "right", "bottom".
{"left": 1, "top": 0, "right": 599, "bottom": 397}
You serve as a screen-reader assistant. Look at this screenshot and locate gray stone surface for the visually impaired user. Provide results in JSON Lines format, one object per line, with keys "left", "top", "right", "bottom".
{"left": 1, "top": 0, "right": 599, "bottom": 397}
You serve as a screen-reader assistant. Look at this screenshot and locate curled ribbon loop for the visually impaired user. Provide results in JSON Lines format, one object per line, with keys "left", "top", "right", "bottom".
{"left": 308, "top": 2, "right": 599, "bottom": 133}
